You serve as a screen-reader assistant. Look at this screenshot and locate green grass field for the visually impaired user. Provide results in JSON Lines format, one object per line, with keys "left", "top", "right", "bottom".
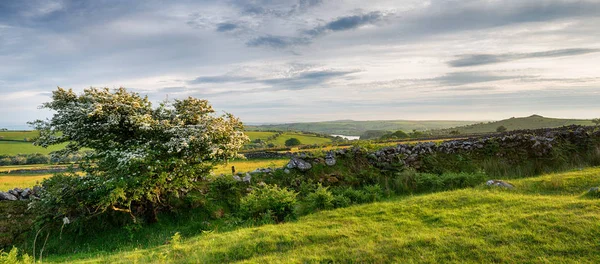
{"left": 244, "top": 131, "right": 278, "bottom": 141}
{"left": 39, "top": 167, "right": 600, "bottom": 263}
{"left": 0, "top": 131, "right": 39, "bottom": 141}
{"left": 0, "top": 141, "right": 67, "bottom": 155}
{"left": 0, "top": 174, "right": 52, "bottom": 192}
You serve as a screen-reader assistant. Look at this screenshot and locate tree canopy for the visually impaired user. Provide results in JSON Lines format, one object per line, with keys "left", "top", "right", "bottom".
{"left": 30, "top": 87, "right": 248, "bottom": 224}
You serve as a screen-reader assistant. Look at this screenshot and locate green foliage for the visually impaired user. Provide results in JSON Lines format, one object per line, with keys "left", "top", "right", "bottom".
{"left": 240, "top": 184, "right": 297, "bottom": 222}
{"left": 380, "top": 130, "right": 409, "bottom": 140}
{"left": 207, "top": 176, "right": 244, "bottom": 212}
{"left": 302, "top": 184, "right": 334, "bottom": 213}
{"left": 496, "top": 125, "right": 507, "bottom": 132}
{"left": 284, "top": 137, "right": 301, "bottom": 147}
{"left": 360, "top": 130, "right": 390, "bottom": 140}
{"left": 29, "top": 87, "right": 248, "bottom": 226}
{"left": 0, "top": 247, "right": 32, "bottom": 264}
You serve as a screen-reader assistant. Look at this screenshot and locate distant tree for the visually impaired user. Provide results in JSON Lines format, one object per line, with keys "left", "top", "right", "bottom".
{"left": 285, "top": 138, "right": 301, "bottom": 147}
{"left": 593, "top": 118, "right": 600, "bottom": 126}
{"left": 409, "top": 129, "right": 425, "bottom": 138}
{"left": 449, "top": 130, "right": 460, "bottom": 136}
{"left": 360, "top": 130, "right": 391, "bottom": 140}
{"left": 391, "top": 130, "right": 409, "bottom": 139}
{"left": 496, "top": 125, "right": 507, "bottom": 133}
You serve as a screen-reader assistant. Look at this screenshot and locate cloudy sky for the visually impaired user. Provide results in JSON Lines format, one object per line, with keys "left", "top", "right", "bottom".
{"left": 1, "top": 0, "right": 599, "bottom": 129}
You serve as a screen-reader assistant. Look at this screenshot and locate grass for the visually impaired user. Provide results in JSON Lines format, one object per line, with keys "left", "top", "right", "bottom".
{"left": 0, "top": 141, "right": 67, "bottom": 155}
{"left": 0, "top": 174, "right": 52, "bottom": 191}
{"left": 270, "top": 132, "right": 331, "bottom": 146}
{"left": 0, "top": 131, "right": 40, "bottom": 141}
{"left": 244, "top": 131, "right": 278, "bottom": 141}
{"left": 0, "top": 164, "right": 69, "bottom": 172}
{"left": 212, "top": 159, "right": 289, "bottom": 175}
{"left": 36, "top": 167, "right": 600, "bottom": 263}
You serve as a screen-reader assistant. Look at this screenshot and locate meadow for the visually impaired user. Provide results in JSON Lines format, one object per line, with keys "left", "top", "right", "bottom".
{"left": 38, "top": 167, "right": 600, "bottom": 263}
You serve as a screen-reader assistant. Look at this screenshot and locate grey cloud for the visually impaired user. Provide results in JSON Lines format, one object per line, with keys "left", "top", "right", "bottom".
{"left": 309, "top": 12, "right": 382, "bottom": 36}
{"left": 431, "top": 72, "right": 528, "bottom": 86}
{"left": 188, "top": 69, "right": 358, "bottom": 95}
{"left": 260, "top": 70, "right": 358, "bottom": 90}
{"left": 231, "top": 0, "right": 322, "bottom": 16}
{"left": 216, "top": 22, "right": 238, "bottom": 32}
{"left": 246, "top": 35, "right": 310, "bottom": 48}
{"left": 449, "top": 48, "right": 600, "bottom": 67}
{"left": 189, "top": 76, "right": 255, "bottom": 84}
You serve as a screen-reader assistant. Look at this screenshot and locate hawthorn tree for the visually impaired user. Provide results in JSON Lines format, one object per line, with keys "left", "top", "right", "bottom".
{"left": 30, "top": 87, "right": 248, "bottom": 224}
{"left": 284, "top": 138, "right": 301, "bottom": 147}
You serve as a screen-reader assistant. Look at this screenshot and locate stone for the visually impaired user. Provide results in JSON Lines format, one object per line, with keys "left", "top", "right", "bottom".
{"left": 21, "top": 188, "right": 31, "bottom": 199}
{"left": 287, "top": 157, "right": 312, "bottom": 171}
{"left": 243, "top": 173, "right": 252, "bottom": 183}
{"left": 0, "top": 192, "right": 18, "bottom": 201}
{"left": 486, "top": 180, "right": 514, "bottom": 189}
{"left": 233, "top": 175, "right": 242, "bottom": 182}
{"left": 284, "top": 168, "right": 290, "bottom": 174}
{"left": 325, "top": 152, "right": 336, "bottom": 166}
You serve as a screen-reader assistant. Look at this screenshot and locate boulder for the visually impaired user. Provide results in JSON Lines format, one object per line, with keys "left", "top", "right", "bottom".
{"left": 0, "top": 192, "right": 18, "bottom": 201}
{"left": 286, "top": 157, "right": 312, "bottom": 171}
{"left": 325, "top": 152, "right": 336, "bottom": 166}
{"left": 486, "top": 180, "right": 514, "bottom": 189}
{"left": 243, "top": 173, "right": 252, "bottom": 183}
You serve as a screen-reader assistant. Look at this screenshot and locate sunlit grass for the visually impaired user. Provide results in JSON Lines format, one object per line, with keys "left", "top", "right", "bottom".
{"left": 45, "top": 167, "right": 600, "bottom": 263}
{"left": 212, "top": 159, "right": 288, "bottom": 175}
{"left": 0, "top": 174, "right": 52, "bottom": 191}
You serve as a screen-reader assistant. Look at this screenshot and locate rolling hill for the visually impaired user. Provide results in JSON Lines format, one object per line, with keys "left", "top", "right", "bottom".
{"left": 247, "top": 120, "right": 478, "bottom": 136}
{"left": 435, "top": 115, "right": 595, "bottom": 135}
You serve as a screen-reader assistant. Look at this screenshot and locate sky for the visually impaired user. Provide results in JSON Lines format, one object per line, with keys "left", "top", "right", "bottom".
{"left": 1, "top": 0, "right": 599, "bottom": 129}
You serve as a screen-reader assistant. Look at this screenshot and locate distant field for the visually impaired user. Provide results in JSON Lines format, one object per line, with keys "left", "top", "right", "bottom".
{"left": 0, "top": 141, "right": 66, "bottom": 155}
{"left": 244, "top": 131, "right": 278, "bottom": 141}
{"left": 0, "top": 130, "right": 39, "bottom": 141}
{"left": 0, "top": 173, "right": 52, "bottom": 191}
{"left": 248, "top": 120, "right": 478, "bottom": 136}
{"left": 212, "top": 159, "right": 288, "bottom": 175}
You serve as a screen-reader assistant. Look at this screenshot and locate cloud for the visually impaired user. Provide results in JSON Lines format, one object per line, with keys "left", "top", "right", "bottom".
{"left": 306, "top": 11, "right": 383, "bottom": 36}
{"left": 188, "top": 69, "right": 358, "bottom": 95}
{"left": 188, "top": 76, "right": 255, "bottom": 84}
{"left": 246, "top": 35, "right": 310, "bottom": 48}
{"left": 430, "top": 72, "right": 529, "bottom": 86}
{"left": 260, "top": 70, "right": 358, "bottom": 90}
{"left": 216, "top": 22, "right": 238, "bottom": 32}
{"left": 449, "top": 48, "right": 600, "bottom": 67}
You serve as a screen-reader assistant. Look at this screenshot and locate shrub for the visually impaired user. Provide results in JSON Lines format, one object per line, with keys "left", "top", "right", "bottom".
{"left": 239, "top": 184, "right": 297, "bottom": 222}
{"left": 302, "top": 184, "right": 334, "bottom": 213}
{"left": 285, "top": 138, "right": 301, "bottom": 147}
{"left": 362, "top": 184, "right": 384, "bottom": 202}
{"left": 0, "top": 247, "right": 32, "bottom": 264}
{"left": 207, "top": 176, "right": 244, "bottom": 212}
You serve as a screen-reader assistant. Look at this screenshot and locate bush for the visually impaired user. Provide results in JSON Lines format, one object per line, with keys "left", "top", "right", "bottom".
{"left": 285, "top": 138, "right": 301, "bottom": 147}
{"left": 207, "top": 176, "right": 244, "bottom": 212}
{"left": 302, "top": 184, "right": 334, "bottom": 213}
{"left": 0, "top": 247, "right": 32, "bottom": 264}
{"left": 239, "top": 184, "right": 297, "bottom": 222}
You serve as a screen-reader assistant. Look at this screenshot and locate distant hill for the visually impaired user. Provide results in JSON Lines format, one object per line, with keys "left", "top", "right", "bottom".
{"left": 246, "top": 120, "right": 478, "bottom": 136}
{"left": 436, "top": 115, "right": 594, "bottom": 135}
